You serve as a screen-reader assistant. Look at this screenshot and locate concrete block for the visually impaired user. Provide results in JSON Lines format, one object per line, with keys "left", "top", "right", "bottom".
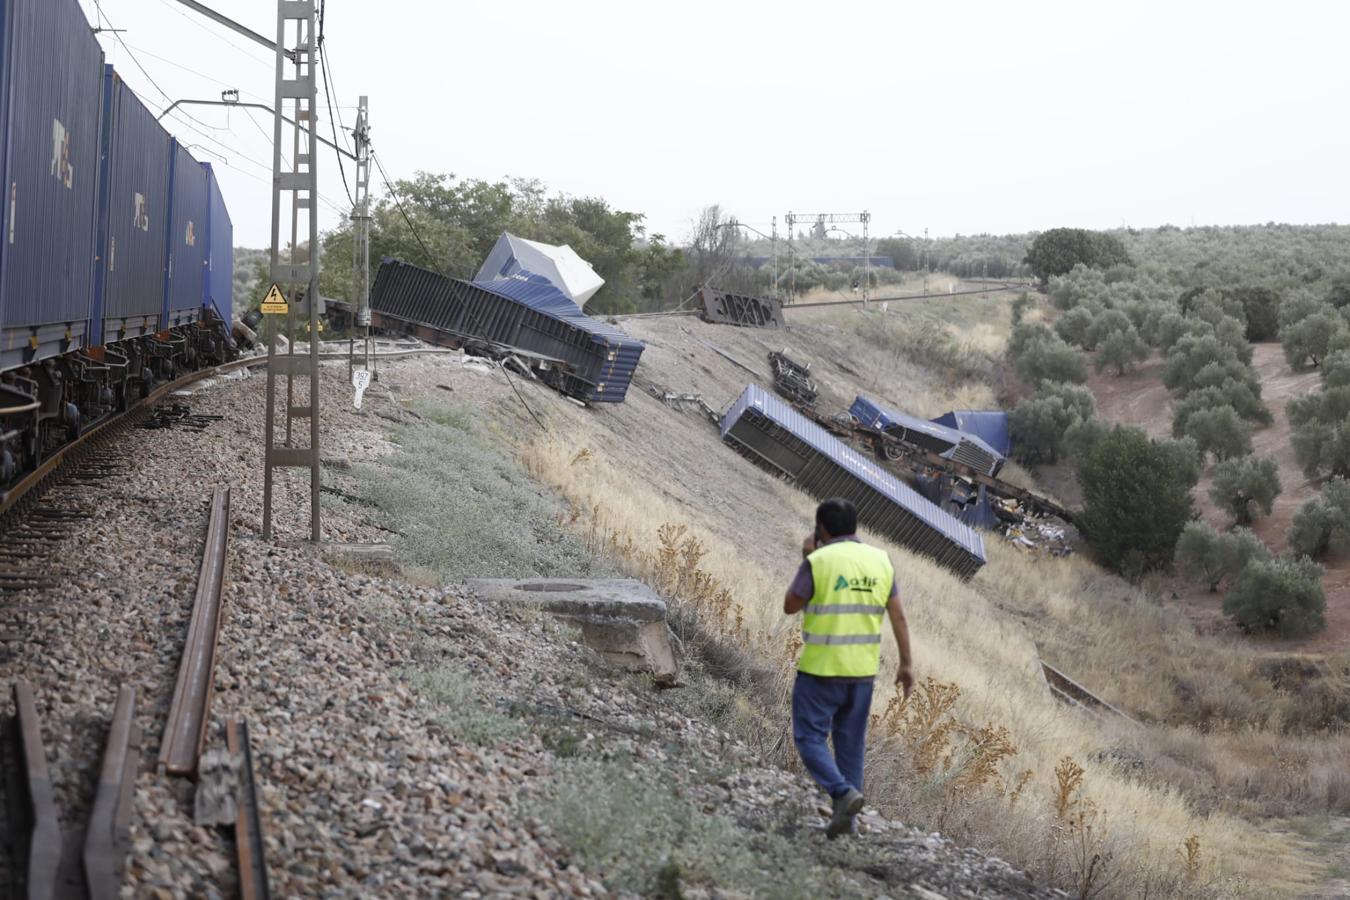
{"left": 468, "top": 579, "right": 678, "bottom": 680}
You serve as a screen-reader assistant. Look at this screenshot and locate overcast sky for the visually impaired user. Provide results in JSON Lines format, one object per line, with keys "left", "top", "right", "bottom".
{"left": 78, "top": 0, "right": 1350, "bottom": 252}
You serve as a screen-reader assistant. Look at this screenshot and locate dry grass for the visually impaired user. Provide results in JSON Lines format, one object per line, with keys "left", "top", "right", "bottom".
{"left": 518, "top": 436, "right": 1309, "bottom": 898}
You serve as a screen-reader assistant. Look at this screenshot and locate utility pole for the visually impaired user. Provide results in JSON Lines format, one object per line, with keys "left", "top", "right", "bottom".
{"left": 771, "top": 215, "right": 778, "bottom": 301}
{"left": 350, "top": 96, "right": 372, "bottom": 379}
{"left": 261, "top": 0, "right": 321, "bottom": 543}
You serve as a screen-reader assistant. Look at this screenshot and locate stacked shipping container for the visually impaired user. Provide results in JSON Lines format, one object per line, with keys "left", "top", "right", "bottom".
{"left": 0, "top": 0, "right": 232, "bottom": 374}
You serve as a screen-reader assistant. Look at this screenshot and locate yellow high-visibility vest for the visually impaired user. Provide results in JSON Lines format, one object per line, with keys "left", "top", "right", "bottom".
{"left": 798, "top": 540, "right": 894, "bottom": 678}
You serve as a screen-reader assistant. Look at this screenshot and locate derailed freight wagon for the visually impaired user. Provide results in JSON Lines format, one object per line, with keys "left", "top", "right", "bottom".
{"left": 722, "top": 384, "right": 986, "bottom": 580}
{"left": 369, "top": 259, "right": 644, "bottom": 403}
{"left": 850, "top": 394, "right": 1005, "bottom": 477}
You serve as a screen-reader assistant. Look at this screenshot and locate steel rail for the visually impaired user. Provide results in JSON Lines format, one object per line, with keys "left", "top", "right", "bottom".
{"left": 0, "top": 356, "right": 268, "bottom": 518}
{"left": 82, "top": 686, "right": 141, "bottom": 899}
{"left": 0, "top": 344, "right": 457, "bottom": 518}
{"left": 227, "top": 720, "right": 271, "bottom": 900}
{"left": 1041, "top": 661, "right": 1139, "bottom": 725}
{"left": 4, "top": 681, "right": 140, "bottom": 899}
{"left": 159, "top": 486, "right": 231, "bottom": 777}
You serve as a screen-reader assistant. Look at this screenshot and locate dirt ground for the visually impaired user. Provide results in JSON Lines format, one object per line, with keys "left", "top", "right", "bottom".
{"left": 1086, "top": 343, "right": 1350, "bottom": 652}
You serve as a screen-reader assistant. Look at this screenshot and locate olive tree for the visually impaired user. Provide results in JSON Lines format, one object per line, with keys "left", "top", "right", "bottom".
{"left": 1095, "top": 327, "right": 1149, "bottom": 375}
{"left": 1175, "top": 521, "right": 1271, "bottom": 592}
{"left": 1181, "top": 405, "right": 1252, "bottom": 463}
{"left": 1209, "top": 454, "right": 1281, "bottom": 525}
{"left": 1008, "top": 382, "right": 1096, "bottom": 464}
{"left": 1222, "top": 555, "right": 1325, "bottom": 637}
{"left": 1288, "top": 477, "right": 1350, "bottom": 558}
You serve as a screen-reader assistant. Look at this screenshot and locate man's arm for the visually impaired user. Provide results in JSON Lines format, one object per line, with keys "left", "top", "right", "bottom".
{"left": 784, "top": 544, "right": 815, "bottom": 615}
{"left": 887, "top": 594, "right": 914, "bottom": 697}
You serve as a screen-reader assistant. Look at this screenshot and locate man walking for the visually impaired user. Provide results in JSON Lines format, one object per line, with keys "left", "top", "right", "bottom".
{"left": 784, "top": 497, "right": 914, "bottom": 838}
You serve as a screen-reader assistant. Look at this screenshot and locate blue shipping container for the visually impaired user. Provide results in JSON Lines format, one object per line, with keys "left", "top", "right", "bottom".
{"left": 0, "top": 0, "right": 105, "bottom": 368}
{"left": 931, "top": 410, "right": 1012, "bottom": 458}
{"left": 163, "top": 139, "right": 208, "bottom": 324}
{"left": 470, "top": 272, "right": 644, "bottom": 402}
{"left": 368, "top": 260, "right": 644, "bottom": 403}
{"left": 852, "top": 394, "right": 1004, "bottom": 476}
{"left": 92, "top": 66, "right": 171, "bottom": 344}
{"left": 721, "top": 384, "right": 986, "bottom": 579}
{"left": 204, "top": 163, "right": 232, "bottom": 329}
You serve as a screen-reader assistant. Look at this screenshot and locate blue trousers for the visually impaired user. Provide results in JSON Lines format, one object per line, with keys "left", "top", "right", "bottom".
{"left": 791, "top": 672, "right": 874, "bottom": 799}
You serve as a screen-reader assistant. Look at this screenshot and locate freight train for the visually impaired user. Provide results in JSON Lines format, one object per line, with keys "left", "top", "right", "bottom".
{"left": 0, "top": 0, "right": 234, "bottom": 485}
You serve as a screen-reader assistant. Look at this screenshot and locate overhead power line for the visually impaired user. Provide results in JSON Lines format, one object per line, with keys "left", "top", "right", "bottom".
{"left": 371, "top": 149, "right": 439, "bottom": 271}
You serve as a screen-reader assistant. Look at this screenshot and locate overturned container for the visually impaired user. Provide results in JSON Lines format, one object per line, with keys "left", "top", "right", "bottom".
{"left": 722, "top": 385, "right": 986, "bottom": 580}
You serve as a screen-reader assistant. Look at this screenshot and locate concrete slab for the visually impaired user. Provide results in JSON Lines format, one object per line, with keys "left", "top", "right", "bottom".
{"left": 468, "top": 578, "right": 678, "bottom": 680}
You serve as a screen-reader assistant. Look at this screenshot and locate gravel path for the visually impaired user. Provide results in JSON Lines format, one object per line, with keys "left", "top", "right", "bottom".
{"left": 0, "top": 356, "right": 1061, "bottom": 898}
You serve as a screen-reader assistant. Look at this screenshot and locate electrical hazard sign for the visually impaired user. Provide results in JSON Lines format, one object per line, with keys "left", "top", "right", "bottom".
{"left": 259, "top": 283, "right": 288, "bottom": 315}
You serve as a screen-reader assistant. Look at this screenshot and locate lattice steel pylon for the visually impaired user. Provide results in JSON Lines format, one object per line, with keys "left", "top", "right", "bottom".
{"left": 784, "top": 211, "right": 871, "bottom": 305}
{"left": 262, "top": 0, "right": 321, "bottom": 542}
{"left": 351, "top": 95, "right": 373, "bottom": 377}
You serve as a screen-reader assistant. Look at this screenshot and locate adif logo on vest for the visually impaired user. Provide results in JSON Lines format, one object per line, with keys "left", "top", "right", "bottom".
{"left": 50, "top": 120, "right": 73, "bottom": 188}
{"left": 184, "top": 220, "right": 195, "bottom": 247}
{"left": 133, "top": 193, "right": 150, "bottom": 232}
{"left": 833, "top": 575, "right": 880, "bottom": 592}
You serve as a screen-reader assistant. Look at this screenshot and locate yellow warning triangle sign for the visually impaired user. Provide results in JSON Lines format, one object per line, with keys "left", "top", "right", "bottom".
{"left": 259, "top": 283, "right": 288, "bottom": 315}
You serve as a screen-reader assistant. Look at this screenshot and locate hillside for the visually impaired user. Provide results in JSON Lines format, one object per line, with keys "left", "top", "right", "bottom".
{"left": 355, "top": 289, "right": 1350, "bottom": 897}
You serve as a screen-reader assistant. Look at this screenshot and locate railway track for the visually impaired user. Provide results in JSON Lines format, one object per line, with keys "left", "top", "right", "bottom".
{"left": 2, "top": 479, "right": 269, "bottom": 896}
{"left": 0, "top": 356, "right": 269, "bottom": 522}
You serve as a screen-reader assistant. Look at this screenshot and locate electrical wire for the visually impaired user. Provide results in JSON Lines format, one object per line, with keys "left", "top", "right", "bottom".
{"left": 116, "top": 40, "right": 271, "bottom": 105}
{"left": 371, "top": 149, "right": 439, "bottom": 271}
{"left": 90, "top": 3, "right": 216, "bottom": 131}
{"left": 149, "top": 0, "right": 274, "bottom": 68}
{"left": 316, "top": 11, "right": 353, "bottom": 206}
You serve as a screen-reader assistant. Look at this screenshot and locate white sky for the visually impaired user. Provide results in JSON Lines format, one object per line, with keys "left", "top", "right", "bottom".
{"left": 79, "top": 0, "right": 1350, "bottom": 250}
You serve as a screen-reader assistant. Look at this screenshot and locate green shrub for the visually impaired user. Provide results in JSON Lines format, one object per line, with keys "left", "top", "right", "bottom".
{"left": 1077, "top": 425, "right": 1198, "bottom": 577}
{"left": 1209, "top": 455, "right": 1281, "bottom": 525}
{"left": 1222, "top": 555, "right": 1325, "bottom": 637}
{"left": 532, "top": 758, "right": 848, "bottom": 897}
{"left": 1175, "top": 521, "right": 1271, "bottom": 592}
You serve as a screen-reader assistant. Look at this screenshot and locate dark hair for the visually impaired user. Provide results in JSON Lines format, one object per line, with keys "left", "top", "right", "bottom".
{"left": 815, "top": 498, "right": 857, "bottom": 538}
